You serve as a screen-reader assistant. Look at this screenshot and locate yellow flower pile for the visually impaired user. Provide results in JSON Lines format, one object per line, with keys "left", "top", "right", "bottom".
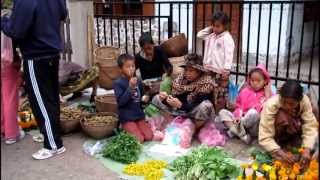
{"left": 123, "top": 160, "right": 167, "bottom": 180}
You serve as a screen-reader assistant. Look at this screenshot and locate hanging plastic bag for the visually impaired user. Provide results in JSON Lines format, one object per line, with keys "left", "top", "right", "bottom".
{"left": 162, "top": 116, "right": 195, "bottom": 148}
{"left": 228, "top": 80, "right": 239, "bottom": 105}
{"left": 1, "top": 32, "right": 14, "bottom": 68}
{"left": 198, "top": 121, "right": 226, "bottom": 147}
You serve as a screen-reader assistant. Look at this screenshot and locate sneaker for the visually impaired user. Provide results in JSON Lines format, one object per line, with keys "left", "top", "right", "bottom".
{"left": 5, "top": 130, "right": 25, "bottom": 145}
{"left": 32, "top": 146, "right": 66, "bottom": 160}
{"left": 32, "top": 134, "right": 44, "bottom": 143}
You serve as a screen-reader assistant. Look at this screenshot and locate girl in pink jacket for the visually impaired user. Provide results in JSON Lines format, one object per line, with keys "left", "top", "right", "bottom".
{"left": 219, "top": 64, "right": 272, "bottom": 144}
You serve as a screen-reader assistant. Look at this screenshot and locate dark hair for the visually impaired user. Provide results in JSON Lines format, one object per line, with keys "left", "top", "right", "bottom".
{"left": 117, "top": 54, "right": 135, "bottom": 68}
{"left": 279, "top": 80, "right": 304, "bottom": 101}
{"left": 139, "top": 32, "right": 154, "bottom": 47}
{"left": 248, "top": 68, "right": 266, "bottom": 80}
{"left": 211, "top": 11, "right": 230, "bottom": 26}
{"left": 185, "top": 53, "right": 203, "bottom": 65}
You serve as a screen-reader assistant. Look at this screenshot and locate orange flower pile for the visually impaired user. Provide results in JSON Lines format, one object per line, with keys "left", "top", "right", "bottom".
{"left": 237, "top": 159, "right": 319, "bottom": 180}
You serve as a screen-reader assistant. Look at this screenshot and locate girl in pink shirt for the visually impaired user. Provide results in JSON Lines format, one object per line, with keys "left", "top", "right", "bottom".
{"left": 218, "top": 64, "right": 272, "bottom": 144}
{"left": 197, "top": 11, "right": 235, "bottom": 111}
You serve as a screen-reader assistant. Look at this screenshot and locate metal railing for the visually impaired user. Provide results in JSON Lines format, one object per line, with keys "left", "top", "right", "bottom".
{"left": 93, "top": 1, "right": 319, "bottom": 92}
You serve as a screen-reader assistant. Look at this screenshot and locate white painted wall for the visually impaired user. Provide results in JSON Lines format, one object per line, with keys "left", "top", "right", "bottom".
{"left": 67, "top": 0, "right": 94, "bottom": 68}
{"left": 241, "top": 2, "right": 319, "bottom": 65}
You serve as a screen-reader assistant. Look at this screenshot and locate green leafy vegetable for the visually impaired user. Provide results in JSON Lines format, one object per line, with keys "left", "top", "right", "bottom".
{"left": 169, "top": 146, "right": 240, "bottom": 180}
{"left": 102, "top": 132, "right": 142, "bottom": 164}
{"left": 249, "top": 148, "right": 273, "bottom": 164}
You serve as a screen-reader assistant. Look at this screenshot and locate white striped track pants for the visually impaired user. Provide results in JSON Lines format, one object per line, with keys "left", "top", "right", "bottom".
{"left": 23, "top": 58, "right": 63, "bottom": 150}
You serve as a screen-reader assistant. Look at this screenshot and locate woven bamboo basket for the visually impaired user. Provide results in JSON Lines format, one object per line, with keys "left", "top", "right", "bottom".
{"left": 94, "top": 47, "right": 121, "bottom": 89}
{"left": 80, "top": 112, "right": 118, "bottom": 139}
{"left": 95, "top": 94, "right": 118, "bottom": 114}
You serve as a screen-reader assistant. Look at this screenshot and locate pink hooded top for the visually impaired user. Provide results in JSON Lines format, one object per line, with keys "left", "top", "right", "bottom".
{"left": 233, "top": 64, "right": 272, "bottom": 118}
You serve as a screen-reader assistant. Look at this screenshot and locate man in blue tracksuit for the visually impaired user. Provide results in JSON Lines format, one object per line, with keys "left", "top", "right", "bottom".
{"left": 1, "top": 0, "right": 67, "bottom": 160}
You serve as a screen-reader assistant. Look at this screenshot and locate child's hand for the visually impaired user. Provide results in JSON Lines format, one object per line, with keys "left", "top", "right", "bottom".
{"left": 142, "top": 95, "right": 150, "bottom": 103}
{"left": 166, "top": 96, "right": 182, "bottom": 109}
{"left": 129, "top": 77, "right": 137, "bottom": 89}
{"left": 264, "top": 83, "right": 272, "bottom": 98}
{"left": 159, "top": 91, "right": 168, "bottom": 101}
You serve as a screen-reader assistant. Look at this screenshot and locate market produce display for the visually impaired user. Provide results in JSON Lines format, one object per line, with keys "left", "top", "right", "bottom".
{"left": 238, "top": 148, "right": 319, "bottom": 180}
{"left": 123, "top": 160, "right": 167, "bottom": 180}
{"left": 169, "top": 146, "right": 240, "bottom": 180}
{"left": 60, "top": 106, "right": 83, "bottom": 121}
{"left": 83, "top": 115, "right": 117, "bottom": 126}
{"left": 102, "top": 132, "right": 142, "bottom": 164}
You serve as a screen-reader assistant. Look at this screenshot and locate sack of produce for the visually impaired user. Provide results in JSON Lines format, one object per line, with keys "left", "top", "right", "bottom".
{"left": 162, "top": 116, "right": 195, "bottom": 148}
{"left": 197, "top": 121, "right": 226, "bottom": 147}
{"left": 160, "top": 33, "right": 188, "bottom": 58}
{"left": 80, "top": 112, "right": 118, "bottom": 139}
{"left": 147, "top": 115, "right": 172, "bottom": 141}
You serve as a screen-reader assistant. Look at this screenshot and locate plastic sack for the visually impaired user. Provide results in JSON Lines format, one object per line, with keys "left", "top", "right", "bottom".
{"left": 1, "top": 32, "right": 13, "bottom": 67}
{"left": 144, "top": 104, "right": 161, "bottom": 117}
{"left": 159, "top": 75, "right": 172, "bottom": 94}
{"left": 83, "top": 140, "right": 105, "bottom": 156}
{"left": 147, "top": 115, "right": 172, "bottom": 141}
{"left": 198, "top": 121, "right": 226, "bottom": 147}
{"left": 162, "top": 116, "right": 195, "bottom": 148}
{"left": 228, "top": 80, "right": 239, "bottom": 104}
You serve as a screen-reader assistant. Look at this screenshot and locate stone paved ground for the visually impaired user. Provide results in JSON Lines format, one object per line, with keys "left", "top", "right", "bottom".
{"left": 1, "top": 130, "right": 258, "bottom": 180}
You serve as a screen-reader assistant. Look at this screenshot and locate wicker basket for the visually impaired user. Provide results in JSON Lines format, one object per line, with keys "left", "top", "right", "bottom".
{"left": 94, "top": 47, "right": 121, "bottom": 89}
{"left": 60, "top": 118, "right": 80, "bottom": 134}
{"left": 94, "top": 46, "right": 120, "bottom": 66}
{"left": 80, "top": 112, "right": 118, "bottom": 139}
{"left": 60, "top": 106, "right": 83, "bottom": 134}
{"left": 95, "top": 95, "right": 118, "bottom": 114}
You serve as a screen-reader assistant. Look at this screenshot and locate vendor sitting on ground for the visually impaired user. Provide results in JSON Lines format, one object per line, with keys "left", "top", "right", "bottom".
{"left": 113, "top": 54, "right": 153, "bottom": 143}
{"left": 152, "top": 53, "right": 214, "bottom": 130}
{"left": 259, "top": 80, "right": 318, "bottom": 168}
{"left": 219, "top": 64, "right": 272, "bottom": 145}
{"left": 135, "top": 32, "right": 173, "bottom": 80}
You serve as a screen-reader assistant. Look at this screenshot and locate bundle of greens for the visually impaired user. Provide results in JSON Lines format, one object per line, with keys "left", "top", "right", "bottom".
{"left": 169, "top": 146, "right": 240, "bottom": 180}
{"left": 249, "top": 148, "right": 273, "bottom": 165}
{"left": 102, "top": 132, "right": 142, "bottom": 164}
